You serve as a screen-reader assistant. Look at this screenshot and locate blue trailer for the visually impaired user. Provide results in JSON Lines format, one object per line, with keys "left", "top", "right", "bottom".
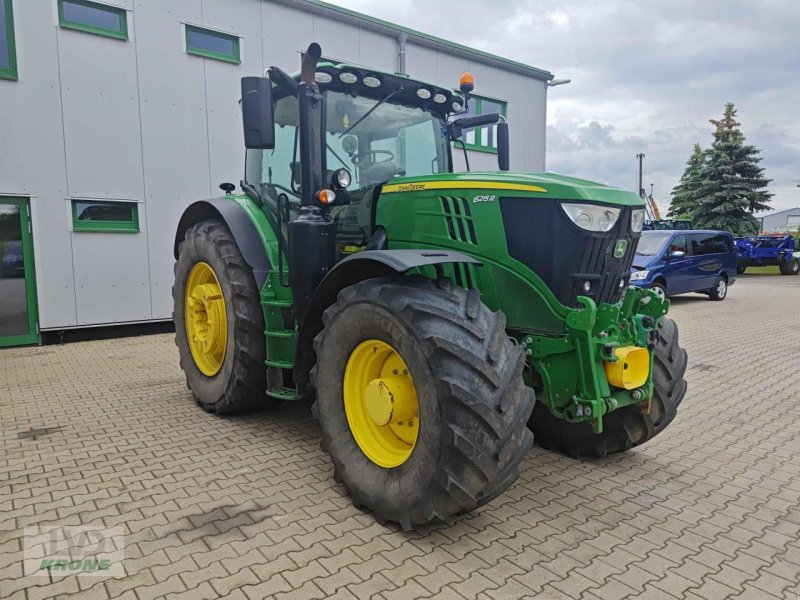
{"left": 734, "top": 235, "right": 799, "bottom": 275}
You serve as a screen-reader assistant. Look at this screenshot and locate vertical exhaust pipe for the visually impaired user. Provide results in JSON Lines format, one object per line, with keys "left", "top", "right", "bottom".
{"left": 289, "top": 42, "right": 336, "bottom": 320}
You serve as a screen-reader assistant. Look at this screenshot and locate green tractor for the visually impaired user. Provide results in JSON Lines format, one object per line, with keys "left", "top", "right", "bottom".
{"left": 173, "top": 43, "right": 688, "bottom": 528}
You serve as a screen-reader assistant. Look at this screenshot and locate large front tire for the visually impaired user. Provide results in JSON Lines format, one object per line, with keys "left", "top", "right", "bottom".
{"left": 312, "top": 276, "right": 534, "bottom": 529}
{"left": 530, "top": 317, "right": 687, "bottom": 459}
{"left": 173, "top": 219, "right": 273, "bottom": 414}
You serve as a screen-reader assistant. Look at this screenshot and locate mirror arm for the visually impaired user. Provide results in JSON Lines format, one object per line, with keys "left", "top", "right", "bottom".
{"left": 267, "top": 66, "right": 299, "bottom": 97}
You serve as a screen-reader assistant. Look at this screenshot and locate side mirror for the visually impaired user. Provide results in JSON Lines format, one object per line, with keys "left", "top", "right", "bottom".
{"left": 668, "top": 250, "right": 685, "bottom": 259}
{"left": 497, "top": 121, "right": 510, "bottom": 171}
{"left": 241, "top": 76, "right": 274, "bottom": 149}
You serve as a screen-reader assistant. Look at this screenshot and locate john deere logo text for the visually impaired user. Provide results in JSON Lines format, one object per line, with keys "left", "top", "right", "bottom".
{"left": 473, "top": 195, "right": 496, "bottom": 203}
{"left": 395, "top": 183, "right": 425, "bottom": 192}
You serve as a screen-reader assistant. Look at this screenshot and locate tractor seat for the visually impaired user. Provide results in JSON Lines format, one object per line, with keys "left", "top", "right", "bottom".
{"left": 359, "top": 162, "right": 405, "bottom": 186}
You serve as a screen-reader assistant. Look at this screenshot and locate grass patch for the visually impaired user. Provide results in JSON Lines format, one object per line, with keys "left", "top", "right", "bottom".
{"left": 742, "top": 266, "right": 783, "bottom": 275}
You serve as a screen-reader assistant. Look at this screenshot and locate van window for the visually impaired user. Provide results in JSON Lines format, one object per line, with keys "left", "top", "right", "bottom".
{"left": 690, "top": 233, "right": 732, "bottom": 255}
{"left": 668, "top": 234, "right": 688, "bottom": 254}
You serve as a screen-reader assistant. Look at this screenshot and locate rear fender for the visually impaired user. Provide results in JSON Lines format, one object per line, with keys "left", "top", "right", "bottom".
{"left": 294, "top": 249, "right": 482, "bottom": 398}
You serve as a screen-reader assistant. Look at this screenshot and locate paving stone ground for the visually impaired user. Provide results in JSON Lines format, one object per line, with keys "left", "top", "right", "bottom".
{"left": 2, "top": 274, "right": 800, "bottom": 600}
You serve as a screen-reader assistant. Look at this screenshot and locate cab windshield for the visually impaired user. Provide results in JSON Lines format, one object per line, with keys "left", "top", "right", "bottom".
{"left": 245, "top": 90, "right": 450, "bottom": 202}
{"left": 325, "top": 91, "right": 450, "bottom": 187}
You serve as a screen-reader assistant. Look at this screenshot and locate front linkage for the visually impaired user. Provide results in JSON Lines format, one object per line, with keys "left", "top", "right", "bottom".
{"left": 522, "top": 286, "right": 669, "bottom": 433}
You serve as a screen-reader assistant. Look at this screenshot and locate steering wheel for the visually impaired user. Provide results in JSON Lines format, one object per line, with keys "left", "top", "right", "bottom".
{"left": 352, "top": 149, "right": 395, "bottom": 165}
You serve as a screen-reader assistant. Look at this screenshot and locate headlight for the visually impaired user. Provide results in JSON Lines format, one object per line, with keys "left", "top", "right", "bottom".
{"left": 629, "top": 270, "right": 649, "bottom": 281}
{"left": 561, "top": 203, "right": 621, "bottom": 232}
{"left": 331, "top": 168, "right": 352, "bottom": 190}
{"left": 631, "top": 208, "right": 646, "bottom": 233}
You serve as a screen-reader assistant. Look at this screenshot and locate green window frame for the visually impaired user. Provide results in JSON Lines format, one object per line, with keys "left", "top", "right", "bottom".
{"left": 458, "top": 95, "right": 508, "bottom": 154}
{"left": 71, "top": 200, "right": 139, "bottom": 233}
{"left": 0, "top": 0, "right": 17, "bottom": 80}
{"left": 57, "top": 0, "right": 128, "bottom": 41}
{"left": 185, "top": 24, "right": 240, "bottom": 64}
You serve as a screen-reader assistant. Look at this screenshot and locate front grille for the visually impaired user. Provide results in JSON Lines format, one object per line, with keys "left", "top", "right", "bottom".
{"left": 499, "top": 198, "right": 638, "bottom": 307}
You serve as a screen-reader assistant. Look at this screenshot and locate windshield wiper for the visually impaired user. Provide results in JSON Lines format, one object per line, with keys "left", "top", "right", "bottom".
{"left": 339, "top": 88, "right": 404, "bottom": 138}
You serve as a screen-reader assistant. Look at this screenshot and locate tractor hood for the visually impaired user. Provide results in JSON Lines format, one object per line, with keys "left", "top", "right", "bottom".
{"left": 380, "top": 171, "right": 645, "bottom": 207}
{"left": 377, "top": 171, "right": 645, "bottom": 310}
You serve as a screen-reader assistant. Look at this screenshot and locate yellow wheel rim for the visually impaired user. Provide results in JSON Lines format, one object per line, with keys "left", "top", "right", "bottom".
{"left": 343, "top": 339, "right": 420, "bottom": 468}
{"left": 184, "top": 262, "right": 227, "bottom": 376}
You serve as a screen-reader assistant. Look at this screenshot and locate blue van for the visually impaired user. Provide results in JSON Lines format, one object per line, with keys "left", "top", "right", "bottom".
{"left": 629, "top": 230, "right": 737, "bottom": 301}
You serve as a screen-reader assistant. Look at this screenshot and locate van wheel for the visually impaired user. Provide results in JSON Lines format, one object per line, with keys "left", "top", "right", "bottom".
{"left": 736, "top": 265, "right": 746, "bottom": 274}
{"left": 708, "top": 276, "right": 727, "bottom": 301}
{"left": 650, "top": 282, "right": 667, "bottom": 300}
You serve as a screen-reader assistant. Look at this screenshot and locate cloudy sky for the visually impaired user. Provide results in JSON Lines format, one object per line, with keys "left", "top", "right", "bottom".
{"left": 332, "top": 0, "right": 800, "bottom": 213}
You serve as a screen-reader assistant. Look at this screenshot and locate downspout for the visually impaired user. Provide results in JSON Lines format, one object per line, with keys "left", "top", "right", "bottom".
{"left": 397, "top": 32, "right": 408, "bottom": 74}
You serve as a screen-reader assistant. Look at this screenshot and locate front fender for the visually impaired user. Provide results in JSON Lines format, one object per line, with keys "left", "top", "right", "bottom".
{"left": 174, "top": 197, "right": 276, "bottom": 288}
{"left": 294, "top": 249, "right": 482, "bottom": 398}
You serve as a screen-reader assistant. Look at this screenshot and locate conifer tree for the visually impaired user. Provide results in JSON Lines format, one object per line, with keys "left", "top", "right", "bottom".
{"left": 668, "top": 143, "right": 704, "bottom": 219}
{"left": 692, "top": 103, "right": 772, "bottom": 235}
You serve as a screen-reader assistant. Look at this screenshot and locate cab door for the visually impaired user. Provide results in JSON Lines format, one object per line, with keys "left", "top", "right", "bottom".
{"left": 0, "top": 197, "right": 40, "bottom": 347}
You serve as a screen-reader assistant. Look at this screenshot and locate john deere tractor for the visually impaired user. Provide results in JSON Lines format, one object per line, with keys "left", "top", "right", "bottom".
{"left": 173, "top": 43, "right": 688, "bottom": 528}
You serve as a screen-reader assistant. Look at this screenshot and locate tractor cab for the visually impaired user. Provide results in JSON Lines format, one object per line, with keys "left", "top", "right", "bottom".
{"left": 244, "top": 61, "right": 503, "bottom": 253}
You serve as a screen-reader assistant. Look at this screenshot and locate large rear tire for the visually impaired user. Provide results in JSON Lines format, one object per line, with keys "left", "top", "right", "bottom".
{"left": 530, "top": 317, "right": 687, "bottom": 459}
{"left": 312, "top": 276, "right": 534, "bottom": 529}
{"left": 173, "top": 219, "right": 273, "bottom": 414}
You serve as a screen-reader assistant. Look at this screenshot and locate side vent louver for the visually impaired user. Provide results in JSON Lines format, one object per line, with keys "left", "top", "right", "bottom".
{"left": 439, "top": 196, "right": 478, "bottom": 289}
{"left": 440, "top": 196, "right": 477, "bottom": 245}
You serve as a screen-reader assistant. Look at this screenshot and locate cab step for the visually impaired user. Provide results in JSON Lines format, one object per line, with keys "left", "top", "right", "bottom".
{"left": 265, "top": 329, "right": 295, "bottom": 338}
{"left": 266, "top": 387, "right": 297, "bottom": 401}
{"left": 263, "top": 299, "right": 293, "bottom": 308}
{"left": 265, "top": 358, "right": 294, "bottom": 369}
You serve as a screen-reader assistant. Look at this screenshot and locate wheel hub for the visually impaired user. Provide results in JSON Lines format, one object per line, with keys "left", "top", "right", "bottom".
{"left": 364, "top": 376, "right": 418, "bottom": 426}
{"left": 343, "top": 340, "right": 420, "bottom": 468}
{"left": 185, "top": 262, "right": 227, "bottom": 376}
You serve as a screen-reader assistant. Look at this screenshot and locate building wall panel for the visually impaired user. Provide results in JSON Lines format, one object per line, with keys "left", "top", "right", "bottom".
{"left": 0, "top": 0, "right": 78, "bottom": 327}
{"left": 135, "top": 0, "right": 208, "bottom": 318}
{"left": 261, "top": 3, "right": 312, "bottom": 70}
{"left": 71, "top": 222, "right": 151, "bottom": 325}
{"left": 58, "top": 22, "right": 144, "bottom": 200}
{"left": 312, "top": 16, "right": 360, "bottom": 64}
{"left": 404, "top": 43, "right": 437, "bottom": 82}
{"left": 357, "top": 28, "right": 396, "bottom": 71}
{"left": 203, "top": 0, "right": 263, "bottom": 201}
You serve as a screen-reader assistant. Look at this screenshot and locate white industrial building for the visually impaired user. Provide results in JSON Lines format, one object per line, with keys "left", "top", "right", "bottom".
{"left": 0, "top": 0, "right": 554, "bottom": 346}
{"left": 759, "top": 207, "right": 800, "bottom": 234}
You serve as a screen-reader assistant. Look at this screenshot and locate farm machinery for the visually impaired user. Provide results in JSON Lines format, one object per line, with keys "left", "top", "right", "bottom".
{"left": 172, "top": 43, "right": 688, "bottom": 528}
{"left": 734, "top": 235, "right": 799, "bottom": 275}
